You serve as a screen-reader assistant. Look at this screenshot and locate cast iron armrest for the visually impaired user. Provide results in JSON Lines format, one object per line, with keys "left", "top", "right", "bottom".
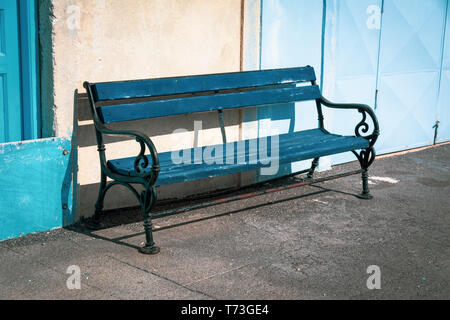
{"left": 319, "top": 97, "right": 380, "bottom": 148}
{"left": 94, "top": 121, "right": 160, "bottom": 184}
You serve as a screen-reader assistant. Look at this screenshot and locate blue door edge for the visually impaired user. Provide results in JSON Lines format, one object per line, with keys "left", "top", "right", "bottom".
{"left": 18, "top": 0, "right": 41, "bottom": 141}
{"left": 436, "top": 0, "right": 450, "bottom": 143}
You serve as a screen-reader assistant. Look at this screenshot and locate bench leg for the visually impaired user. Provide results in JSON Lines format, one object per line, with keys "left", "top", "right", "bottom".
{"left": 357, "top": 168, "right": 373, "bottom": 199}
{"left": 138, "top": 186, "right": 160, "bottom": 255}
{"left": 354, "top": 148, "right": 375, "bottom": 200}
{"left": 307, "top": 158, "right": 320, "bottom": 179}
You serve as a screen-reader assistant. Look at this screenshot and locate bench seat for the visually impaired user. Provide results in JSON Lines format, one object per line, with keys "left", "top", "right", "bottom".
{"left": 107, "top": 128, "right": 369, "bottom": 186}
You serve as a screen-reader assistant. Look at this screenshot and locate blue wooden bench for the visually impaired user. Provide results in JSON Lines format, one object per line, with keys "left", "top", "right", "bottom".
{"left": 83, "top": 66, "right": 379, "bottom": 254}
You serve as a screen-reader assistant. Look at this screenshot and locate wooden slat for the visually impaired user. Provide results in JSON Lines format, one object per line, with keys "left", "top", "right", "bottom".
{"left": 99, "top": 85, "right": 321, "bottom": 123}
{"left": 92, "top": 66, "right": 316, "bottom": 101}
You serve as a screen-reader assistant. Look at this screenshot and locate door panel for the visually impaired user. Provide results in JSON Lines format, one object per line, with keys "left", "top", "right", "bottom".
{"left": 376, "top": 0, "right": 447, "bottom": 154}
{"left": 261, "top": 0, "right": 324, "bottom": 134}
{"left": 0, "top": 1, "right": 22, "bottom": 143}
{"left": 260, "top": 0, "right": 324, "bottom": 177}
{"left": 437, "top": 1, "right": 450, "bottom": 143}
{"left": 322, "top": 0, "right": 383, "bottom": 165}
{"left": 323, "top": 0, "right": 382, "bottom": 106}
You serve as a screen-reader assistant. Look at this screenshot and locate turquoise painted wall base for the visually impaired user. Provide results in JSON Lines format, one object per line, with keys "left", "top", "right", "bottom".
{"left": 0, "top": 138, "right": 74, "bottom": 241}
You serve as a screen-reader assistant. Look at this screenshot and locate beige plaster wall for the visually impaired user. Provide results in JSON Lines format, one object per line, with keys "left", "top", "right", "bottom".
{"left": 41, "top": 0, "right": 261, "bottom": 217}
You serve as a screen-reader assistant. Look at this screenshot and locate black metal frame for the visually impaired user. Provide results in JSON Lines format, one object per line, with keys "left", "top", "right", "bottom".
{"left": 318, "top": 96, "right": 380, "bottom": 199}
{"left": 84, "top": 82, "right": 161, "bottom": 254}
{"left": 83, "top": 78, "right": 380, "bottom": 255}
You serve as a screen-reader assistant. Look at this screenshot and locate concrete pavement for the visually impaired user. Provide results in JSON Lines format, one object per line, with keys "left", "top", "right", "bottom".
{"left": 1, "top": 144, "right": 449, "bottom": 299}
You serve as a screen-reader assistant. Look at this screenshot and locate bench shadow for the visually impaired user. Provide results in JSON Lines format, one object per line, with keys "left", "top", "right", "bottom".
{"left": 67, "top": 171, "right": 346, "bottom": 249}
{"left": 66, "top": 186, "right": 328, "bottom": 249}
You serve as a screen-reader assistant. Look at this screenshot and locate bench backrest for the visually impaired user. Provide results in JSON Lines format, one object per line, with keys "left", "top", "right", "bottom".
{"left": 87, "top": 66, "right": 321, "bottom": 124}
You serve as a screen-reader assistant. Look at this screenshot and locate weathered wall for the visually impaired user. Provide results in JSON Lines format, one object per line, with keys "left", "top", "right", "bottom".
{"left": 0, "top": 137, "right": 74, "bottom": 241}
{"left": 42, "top": 0, "right": 244, "bottom": 135}
{"left": 39, "top": 0, "right": 261, "bottom": 217}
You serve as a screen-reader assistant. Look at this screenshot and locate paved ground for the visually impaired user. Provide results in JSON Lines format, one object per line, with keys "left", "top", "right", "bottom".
{"left": 1, "top": 144, "right": 449, "bottom": 300}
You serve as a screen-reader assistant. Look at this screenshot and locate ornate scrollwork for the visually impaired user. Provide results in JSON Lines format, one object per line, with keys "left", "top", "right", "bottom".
{"left": 354, "top": 109, "right": 380, "bottom": 148}
{"left": 319, "top": 97, "right": 380, "bottom": 199}
{"left": 352, "top": 147, "right": 376, "bottom": 198}
{"left": 92, "top": 121, "right": 160, "bottom": 184}
{"left": 352, "top": 147, "right": 376, "bottom": 170}
{"left": 319, "top": 97, "right": 380, "bottom": 148}
{"left": 355, "top": 109, "right": 369, "bottom": 138}
{"left": 131, "top": 136, "right": 161, "bottom": 185}
{"left": 133, "top": 137, "right": 150, "bottom": 175}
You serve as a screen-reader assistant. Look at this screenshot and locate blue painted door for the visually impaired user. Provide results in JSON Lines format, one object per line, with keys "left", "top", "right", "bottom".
{"left": 323, "top": 0, "right": 382, "bottom": 107}
{"left": 437, "top": 1, "right": 450, "bottom": 143}
{"left": 322, "top": 0, "right": 383, "bottom": 165}
{"left": 260, "top": 0, "right": 324, "bottom": 179}
{"left": 376, "top": 0, "right": 447, "bottom": 154}
{"left": 0, "top": 1, "right": 22, "bottom": 143}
